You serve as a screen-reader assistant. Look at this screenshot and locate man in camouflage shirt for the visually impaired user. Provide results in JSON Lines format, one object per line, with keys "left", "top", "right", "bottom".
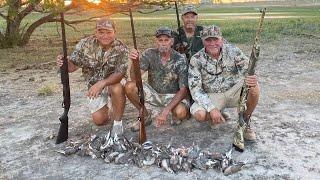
{"left": 56, "top": 18, "right": 128, "bottom": 135}
{"left": 125, "top": 27, "right": 189, "bottom": 131}
{"left": 188, "top": 25, "right": 260, "bottom": 145}
{"left": 173, "top": 5, "right": 203, "bottom": 62}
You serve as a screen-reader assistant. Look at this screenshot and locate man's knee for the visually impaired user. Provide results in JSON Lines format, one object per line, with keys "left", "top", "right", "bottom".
{"left": 173, "top": 104, "right": 189, "bottom": 120}
{"left": 193, "top": 110, "right": 207, "bottom": 122}
{"left": 109, "top": 83, "right": 124, "bottom": 96}
{"left": 91, "top": 106, "right": 109, "bottom": 126}
{"left": 124, "top": 81, "right": 137, "bottom": 95}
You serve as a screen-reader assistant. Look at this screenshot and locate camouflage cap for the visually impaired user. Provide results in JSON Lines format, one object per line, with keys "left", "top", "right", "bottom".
{"left": 182, "top": 5, "right": 198, "bottom": 16}
{"left": 201, "top": 25, "right": 222, "bottom": 40}
{"left": 96, "top": 17, "right": 115, "bottom": 30}
{"left": 155, "top": 27, "right": 173, "bottom": 38}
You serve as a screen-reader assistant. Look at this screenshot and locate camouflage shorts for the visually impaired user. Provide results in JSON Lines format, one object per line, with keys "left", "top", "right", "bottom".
{"left": 87, "top": 89, "right": 110, "bottom": 114}
{"left": 190, "top": 80, "right": 243, "bottom": 115}
{"left": 143, "top": 83, "right": 190, "bottom": 114}
{"left": 87, "top": 79, "right": 126, "bottom": 114}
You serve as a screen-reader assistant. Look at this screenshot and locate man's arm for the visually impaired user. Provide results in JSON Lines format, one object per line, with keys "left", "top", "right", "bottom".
{"left": 87, "top": 71, "right": 125, "bottom": 98}
{"left": 188, "top": 57, "right": 216, "bottom": 112}
{"left": 56, "top": 55, "right": 79, "bottom": 73}
{"left": 163, "top": 86, "right": 188, "bottom": 113}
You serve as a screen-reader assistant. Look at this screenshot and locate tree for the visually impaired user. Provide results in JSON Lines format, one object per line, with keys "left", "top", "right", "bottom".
{"left": 0, "top": 0, "right": 174, "bottom": 48}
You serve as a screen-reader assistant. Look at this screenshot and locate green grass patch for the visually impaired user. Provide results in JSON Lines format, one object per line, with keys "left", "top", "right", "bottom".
{"left": 37, "top": 83, "right": 57, "bottom": 96}
{"left": 0, "top": 6, "right": 319, "bottom": 71}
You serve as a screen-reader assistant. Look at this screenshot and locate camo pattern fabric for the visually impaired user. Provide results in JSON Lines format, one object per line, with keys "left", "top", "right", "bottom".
{"left": 143, "top": 82, "right": 189, "bottom": 107}
{"left": 70, "top": 35, "right": 129, "bottom": 88}
{"left": 188, "top": 43, "right": 249, "bottom": 112}
{"left": 140, "top": 48, "right": 188, "bottom": 94}
{"left": 173, "top": 26, "right": 204, "bottom": 61}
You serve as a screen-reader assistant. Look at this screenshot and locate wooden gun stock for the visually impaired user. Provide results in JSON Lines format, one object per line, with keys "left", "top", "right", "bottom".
{"left": 129, "top": 9, "right": 147, "bottom": 144}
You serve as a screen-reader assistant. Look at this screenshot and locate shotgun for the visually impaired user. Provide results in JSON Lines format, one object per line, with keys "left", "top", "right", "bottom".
{"left": 233, "top": 8, "right": 266, "bottom": 152}
{"left": 129, "top": 9, "right": 147, "bottom": 144}
{"left": 174, "top": 1, "right": 188, "bottom": 57}
{"left": 56, "top": 12, "right": 70, "bottom": 144}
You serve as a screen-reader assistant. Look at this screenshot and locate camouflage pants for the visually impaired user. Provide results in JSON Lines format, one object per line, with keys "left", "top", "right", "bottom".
{"left": 143, "top": 83, "right": 190, "bottom": 115}
{"left": 190, "top": 80, "right": 243, "bottom": 115}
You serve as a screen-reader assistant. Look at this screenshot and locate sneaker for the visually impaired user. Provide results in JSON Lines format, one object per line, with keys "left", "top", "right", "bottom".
{"left": 130, "top": 113, "right": 152, "bottom": 132}
{"left": 111, "top": 123, "right": 124, "bottom": 136}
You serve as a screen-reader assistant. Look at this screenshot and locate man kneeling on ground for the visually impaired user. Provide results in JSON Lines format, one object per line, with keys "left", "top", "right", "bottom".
{"left": 188, "top": 25, "right": 260, "bottom": 149}
{"left": 125, "top": 27, "right": 190, "bottom": 131}
{"left": 56, "top": 18, "right": 128, "bottom": 135}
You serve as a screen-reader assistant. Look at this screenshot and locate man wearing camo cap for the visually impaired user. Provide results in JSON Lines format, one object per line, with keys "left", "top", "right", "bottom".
{"left": 56, "top": 17, "right": 128, "bottom": 135}
{"left": 188, "top": 25, "right": 260, "bottom": 148}
{"left": 173, "top": 4, "right": 204, "bottom": 61}
{"left": 125, "top": 27, "right": 189, "bottom": 131}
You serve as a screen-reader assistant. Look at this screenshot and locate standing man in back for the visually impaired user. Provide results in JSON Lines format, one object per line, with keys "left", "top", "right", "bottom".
{"left": 173, "top": 4, "right": 204, "bottom": 62}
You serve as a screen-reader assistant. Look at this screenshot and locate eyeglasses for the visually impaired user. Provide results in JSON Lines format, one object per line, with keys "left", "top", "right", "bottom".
{"left": 204, "top": 56, "right": 224, "bottom": 76}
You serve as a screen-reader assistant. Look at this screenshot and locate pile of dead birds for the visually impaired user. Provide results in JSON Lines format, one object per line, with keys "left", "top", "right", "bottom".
{"left": 55, "top": 131, "right": 248, "bottom": 176}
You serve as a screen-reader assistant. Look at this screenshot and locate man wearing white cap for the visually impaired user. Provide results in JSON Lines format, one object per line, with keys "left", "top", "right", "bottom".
{"left": 56, "top": 18, "right": 128, "bottom": 135}
{"left": 188, "top": 25, "right": 260, "bottom": 149}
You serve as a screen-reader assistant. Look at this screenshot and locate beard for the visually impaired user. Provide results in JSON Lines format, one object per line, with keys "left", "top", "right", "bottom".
{"left": 158, "top": 46, "right": 170, "bottom": 53}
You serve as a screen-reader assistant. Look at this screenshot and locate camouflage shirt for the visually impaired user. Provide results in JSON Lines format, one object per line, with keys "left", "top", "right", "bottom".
{"left": 70, "top": 36, "right": 128, "bottom": 88}
{"left": 140, "top": 48, "right": 188, "bottom": 94}
{"left": 173, "top": 26, "right": 204, "bottom": 62}
{"left": 188, "top": 43, "right": 249, "bottom": 111}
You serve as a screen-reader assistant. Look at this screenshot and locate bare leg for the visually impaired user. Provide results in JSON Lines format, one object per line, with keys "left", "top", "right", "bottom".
{"left": 193, "top": 110, "right": 207, "bottom": 122}
{"left": 245, "top": 84, "right": 260, "bottom": 118}
{"left": 124, "top": 81, "right": 148, "bottom": 116}
{"left": 92, "top": 104, "right": 109, "bottom": 126}
{"left": 108, "top": 83, "right": 126, "bottom": 121}
{"left": 172, "top": 103, "right": 189, "bottom": 121}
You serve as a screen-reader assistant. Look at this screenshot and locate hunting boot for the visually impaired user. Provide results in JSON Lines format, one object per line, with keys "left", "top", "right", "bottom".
{"left": 130, "top": 113, "right": 152, "bottom": 132}
{"left": 233, "top": 122, "right": 245, "bottom": 151}
{"left": 244, "top": 117, "right": 256, "bottom": 141}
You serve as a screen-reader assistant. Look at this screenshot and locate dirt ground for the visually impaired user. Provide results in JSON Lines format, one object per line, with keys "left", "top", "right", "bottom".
{"left": 0, "top": 36, "right": 320, "bottom": 179}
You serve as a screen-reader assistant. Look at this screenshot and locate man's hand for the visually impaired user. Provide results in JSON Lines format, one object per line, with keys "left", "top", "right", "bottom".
{"left": 209, "top": 108, "right": 226, "bottom": 126}
{"left": 245, "top": 75, "right": 258, "bottom": 88}
{"left": 56, "top": 55, "right": 64, "bottom": 67}
{"left": 87, "top": 80, "right": 105, "bottom": 98}
{"left": 129, "top": 49, "right": 139, "bottom": 61}
{"left": 156, "top": 108, "right": 170, "bottom": 127}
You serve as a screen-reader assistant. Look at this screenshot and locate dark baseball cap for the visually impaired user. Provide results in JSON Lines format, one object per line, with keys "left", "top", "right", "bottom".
{"left": 155, "top": 27, "right": 173, "bottom": 38}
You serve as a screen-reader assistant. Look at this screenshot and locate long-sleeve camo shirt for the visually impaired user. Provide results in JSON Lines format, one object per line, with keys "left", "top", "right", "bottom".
{"left": 140, "top": 48, "right": 188, "bottom": 94}
{"left": 188, "top": 43, "right": 249, "bottom": 112}
{"left": 69, "top": 36, "right": 128, "bottom": 88}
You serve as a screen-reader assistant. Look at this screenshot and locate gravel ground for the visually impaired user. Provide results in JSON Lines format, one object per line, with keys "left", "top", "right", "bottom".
{"left": 0, "top": 36, "right": 320, "bottom": 179}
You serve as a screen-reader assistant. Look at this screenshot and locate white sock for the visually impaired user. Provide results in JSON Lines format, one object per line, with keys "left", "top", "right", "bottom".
{"left": 113, "top": 120, "right": 122, "bottom": 126}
